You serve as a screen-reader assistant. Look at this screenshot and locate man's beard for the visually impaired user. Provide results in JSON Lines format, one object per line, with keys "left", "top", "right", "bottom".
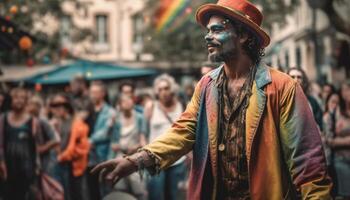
{"left": 208, "top": 46, "right": 237, "bottom": 62}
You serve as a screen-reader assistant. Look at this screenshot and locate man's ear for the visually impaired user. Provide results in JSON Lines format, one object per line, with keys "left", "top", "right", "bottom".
{"left": 239, "top": 32, "right": 249, "bottom": 44}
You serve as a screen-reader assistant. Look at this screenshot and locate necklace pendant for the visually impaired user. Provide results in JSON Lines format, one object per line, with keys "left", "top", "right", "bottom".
{"left": 219, "top": 143, "right": 225, "bottom": 151}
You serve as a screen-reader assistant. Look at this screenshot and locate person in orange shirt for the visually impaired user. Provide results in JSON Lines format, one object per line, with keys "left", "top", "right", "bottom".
{"left": 57, "top": 105, "right": 90, "bottom": 177}
{"left": 51, "top": 94, "right": 90, "bottom": 200}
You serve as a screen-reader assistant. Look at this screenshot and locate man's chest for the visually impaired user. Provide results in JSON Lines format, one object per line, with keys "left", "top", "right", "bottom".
{"left": 226, "top": 79, "right": 248, "bottom": 99}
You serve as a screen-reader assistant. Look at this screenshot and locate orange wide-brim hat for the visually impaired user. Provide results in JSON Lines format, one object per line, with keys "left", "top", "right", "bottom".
{"left": 196, "top": 0, "right": 270, "bottom": 47}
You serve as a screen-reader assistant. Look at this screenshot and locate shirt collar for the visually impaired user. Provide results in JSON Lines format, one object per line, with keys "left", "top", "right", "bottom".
{"left": 208, "top": 62, "right": 272, "bottom": 89}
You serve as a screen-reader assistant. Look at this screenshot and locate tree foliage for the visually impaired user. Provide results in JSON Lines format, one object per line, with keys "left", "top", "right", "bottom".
{"left": 252, "top": 0, "right": 299, "bottom": 28}
{"left": 0, "top": 0, "right": 91, "bottom": 65}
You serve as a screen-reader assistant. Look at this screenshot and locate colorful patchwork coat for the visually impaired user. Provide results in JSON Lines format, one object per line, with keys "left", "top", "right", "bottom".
{"left": 143, "top": 64, "right": 332, "bottom": 200}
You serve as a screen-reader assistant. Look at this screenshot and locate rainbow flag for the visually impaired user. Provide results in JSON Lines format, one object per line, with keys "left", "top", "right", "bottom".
{"left": 156, "top": 0, "right": 191, "bottom": 33}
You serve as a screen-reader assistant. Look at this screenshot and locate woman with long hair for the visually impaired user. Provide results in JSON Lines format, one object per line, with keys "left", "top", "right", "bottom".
{"left": 326, "top": 81, "right": 350, "bottom": 199}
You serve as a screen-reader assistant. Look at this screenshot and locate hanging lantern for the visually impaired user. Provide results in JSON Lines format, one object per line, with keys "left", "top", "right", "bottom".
{"left": 19, "top": 36, "right": 33, "bottom": 50}
{"left": 35, "top": 83, "right": 42, "bottom": 92}
{"left": 10, "top": 5, "right": 18, "bottom": 14}
{"left": 26, "top": 58, "right": 35, "bottom": 67}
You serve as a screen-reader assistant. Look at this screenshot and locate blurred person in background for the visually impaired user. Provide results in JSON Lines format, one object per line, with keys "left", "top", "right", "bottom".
{"left": 87, "top": 81, "right": 116, "bottom": 200}
{"left": 310, "top": 82, "right": 323, "bottom": 106}
{"left": 322, "top": 83, "right": 336, "bottom": 110}
{"left": 326, "top": 80, "right": 350, "bottom": 200}
{"left": 200, "top": 61, "right": 221, "bottom": 76}
{"left": 49, "top": 93, "right": 75, "bottom": 200}
{"left": 119, "top": 81, "right": 144, "bottom": 114}
{"left": 0, "top": 88, "right": 40, "bottom": 200}
{"left": 143, "top": 74, "right": 187, "bottom": 200}
{"left": 27, "top": 96, "right": 59, "bottom": 177}
{"left": 287, "top": 67, "right": 324, "bottom": 131}
{"left": 0, "top": 92, "right": 5, "bottom": 114}
{"left": 57, "top": 99, "right": 91, "bottom": 200}
{"left": 0, "top": 91, "right": 10, "bottom": 114}
{"left": 179, "top": 82, "right": 195, "bottom": 107}
{"left": 136, "top": 93, "right": 153, "bottom": 109}
{"left": 69, "top": 75, "right": 90, "bottom": 109}
{"left": 322, "top": 91, "right": 340, "bottom": 165}
{"left": 108, "top": 94, "right": 147, "bottom": 199}
{"left": 322, "top": 90, "right": 340, "bottom": 197}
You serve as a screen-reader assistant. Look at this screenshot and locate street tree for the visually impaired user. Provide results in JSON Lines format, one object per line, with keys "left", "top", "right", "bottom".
{"left": 0, "top": 0, "right": 91, "bottom": 65}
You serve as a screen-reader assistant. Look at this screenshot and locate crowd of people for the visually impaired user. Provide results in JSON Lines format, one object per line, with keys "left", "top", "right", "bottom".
{"left": 0, "top": 65, "right": 349, "bottom": 200}
{"left": 0, "top": 74, "right": 191, "bottom": 200}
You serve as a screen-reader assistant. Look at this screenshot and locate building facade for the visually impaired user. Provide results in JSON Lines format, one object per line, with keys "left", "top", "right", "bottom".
{"left": 264, "top": 0, "right": 350, "bottom": 84}
{"left": 61, "top": 0, "right": 152, "bottom": 62}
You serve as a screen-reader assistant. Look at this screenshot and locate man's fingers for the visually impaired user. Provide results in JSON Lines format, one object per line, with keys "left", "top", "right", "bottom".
{"left": 106, "top": 166, "right": 120, "bottom": 182}
{"left": 99, "top": 168, "right": 107, "bottom": 182}
{"left": 90, "top": 160, "right": 115, "bottom": 174}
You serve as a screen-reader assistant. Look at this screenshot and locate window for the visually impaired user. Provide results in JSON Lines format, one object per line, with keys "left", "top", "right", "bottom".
{"left": 132, "top": 14, "right": 143, "bottom": 43}
{"left": 132, "top": 14, "right": 144, "bottom": 58}
{"left": 96, "top": 15, "right": 108, "bottom": 44}
{"left": 285, "top": 51, "right": 289, "bottom": 69}
{"left": 296, "top": 47, "right": 301, "bottom": 67}
{"left": 60, "top": 15, "right": 71, "bottom": 45}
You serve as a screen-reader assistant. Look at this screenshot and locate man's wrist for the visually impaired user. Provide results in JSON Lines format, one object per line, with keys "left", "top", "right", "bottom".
{"left": 125, "top": 150, "right": 154, "bottom": 168}
{"left": 123, "top": 156, "right": 139, "bottom": 172}
{"left": 123, "top": 149, "right": 160, "bottom": 175}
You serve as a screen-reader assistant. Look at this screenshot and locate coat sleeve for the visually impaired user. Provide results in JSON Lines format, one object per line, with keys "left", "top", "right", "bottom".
{"left": 142, "top": 76, "right": 208, "bottom": 169}
{"left": 279, "top": 81, "right": 332, "bottom": 199}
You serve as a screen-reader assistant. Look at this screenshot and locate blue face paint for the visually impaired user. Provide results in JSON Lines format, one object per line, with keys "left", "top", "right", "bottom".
{"left": 216, "top": 30, "right": 233, "bottom": 45}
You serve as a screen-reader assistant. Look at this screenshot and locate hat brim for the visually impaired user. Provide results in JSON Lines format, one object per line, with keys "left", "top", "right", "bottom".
{"left": 196, "top": 4, "right": 270, "bottom": 48}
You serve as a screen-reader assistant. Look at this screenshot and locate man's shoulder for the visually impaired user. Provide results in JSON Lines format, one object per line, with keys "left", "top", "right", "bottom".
{"left": 267, "top": 66, "right": 297, "bottom": 90}
{"left": 198, "top": 66, "right": 223, "bottom": 86}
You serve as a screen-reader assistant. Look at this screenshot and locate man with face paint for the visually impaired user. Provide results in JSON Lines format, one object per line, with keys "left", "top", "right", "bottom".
{"left": 92, "top": 0, "right": 332, "bottom": 199}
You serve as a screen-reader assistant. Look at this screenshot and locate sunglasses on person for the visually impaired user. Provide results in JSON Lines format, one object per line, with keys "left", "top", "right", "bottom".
{"left": 290, "top": 75, "right": 303, "bottom": 79}
{"left": 50, "top": 102, "right": 67, "bottom": 108}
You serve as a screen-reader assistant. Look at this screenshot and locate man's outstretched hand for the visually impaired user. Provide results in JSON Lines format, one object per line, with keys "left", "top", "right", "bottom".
{"left": 90, "top": 157, "right": 138, "bottom": 184}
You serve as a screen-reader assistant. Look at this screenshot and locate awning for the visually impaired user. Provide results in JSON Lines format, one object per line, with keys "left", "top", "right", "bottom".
{"left": 24, "top": 60, "right": 158, "bottom": 85}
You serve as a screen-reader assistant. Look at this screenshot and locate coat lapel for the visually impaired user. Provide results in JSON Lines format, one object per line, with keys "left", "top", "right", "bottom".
{"left": 205, "top": 66, "right": 222, "bottom": 195}
{"left": 246, "top": 64, "right": 271, "bottom": 162}
{"left": 205, "top": 81, "right": 219, "bottom": 178}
